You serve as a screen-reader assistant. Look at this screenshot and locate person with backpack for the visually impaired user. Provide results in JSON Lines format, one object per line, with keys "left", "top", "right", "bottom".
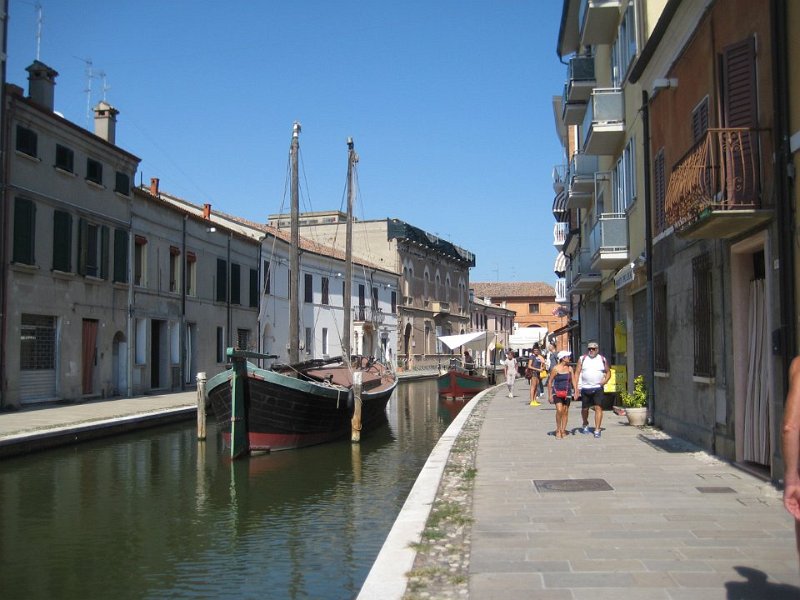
{"left": 574, "top": 341, "right": 611, "bottom": 438}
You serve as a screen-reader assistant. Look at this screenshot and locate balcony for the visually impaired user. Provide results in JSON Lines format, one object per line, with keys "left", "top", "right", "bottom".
{"left": 582, "top": 88, "right": 624, "bottom": 156}
{"left": 402, "top": 295, "right": 414, "bottom": 306}
{"left": 353, "top": 306, "right": 385, "bottom": 325}
{"left": 566, "top": 248, "right": 601, "bottom": 295}
{"left": 430, "top": 301, "right": 450, "bottom": 315}
{"left": 567, "top": 152, "right": 598, "bottom": 209}
{"left": 566, "top": 55, "right": 596, "bottom": 103}
{"left": 553, "top": 164, "right": 567, "bottom": 194}
{"left": 579, "top": 0, "right": 621, "bottom": 46}
{"left": 553, "top": 222, "right": 569, "bottom": 248}
{"left": 665, "top": 128, "right": 772, "bottom": 239}
{"left": 554, "top": 277, "right": 567, "bottom": 303}
{"left": 589, "top": 213, "right": 628, "bottom": 269}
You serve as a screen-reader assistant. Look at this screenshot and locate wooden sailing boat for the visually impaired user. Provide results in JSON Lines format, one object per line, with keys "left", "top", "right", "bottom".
{"left": 205, "top": 124, "right": 397, "bottom": 455}
{"left": 435, "top": 331, "right": 495, "bottom": 397}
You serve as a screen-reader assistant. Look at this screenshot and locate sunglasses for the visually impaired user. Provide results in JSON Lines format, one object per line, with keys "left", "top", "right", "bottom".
{"left": 588, "top": 347, "right": 598, "bottom": 351}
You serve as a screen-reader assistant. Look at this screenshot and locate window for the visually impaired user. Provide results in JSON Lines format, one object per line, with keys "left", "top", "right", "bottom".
{"left": 186, "top": 252, "right": 196, "bottom": 296}
{"left": 249, "top": 268, "right": 258, "bottom": 308}
{"left": 113, "top": 229, "right": 128, "bottom": 283}
{"left": 691, "top": 97, "right": 709, "bottom": 143}
{"left": 78, "top": 220, "right": 109, "bottom": 279}
{"left": 114, "top": 171, "right": 130, "bottom": 195}
{"left": 231, "top": 263, "right": 241, "bottom": 305}
{"left": 654, "top": 274, "right": 669, "bottom": 371}
{"left": 16, "top": 125, "right": 37, "bottom": 157}
{"left": 237, "top": 329, "right": 250, "bottom": 351}
{"left": 263, "top": 261, "right": 271, "bottom": 294}
{"left": 216, "top": 327, "right": 225, "bottom": 362}
{"left": 52, "top": 211, "right": 72, "bottom": 272}
{"left": 169, "top": 246, "right": 180, "bottom": 293}
{"left": 692, "top": 253, "right": 714, "bottom": 377}
{"left": 304, "top": 273, "right": 313, "bottom": 303}
{"left": 13, "top": 197, "right": 36, "bottom": 265}
{"left": 20, "top": 314, "right": 55, "bottom": 370}
{"left": 86, "top": 158, "right": 103, "bottom": 185}
{"left": 611, "top": 3, "right": 637, "bottom": 86}
{"left": 216, "top": 258, "right": 227, "bottom": 302}
{"left": 305, "top": 327, "right": 312, "bottom": 355}
{"left": 321, "top": 276, "right": 329, "bottom": 305}
{"left": 391, "top": 291, "right": 397, "bottom": 313}
{"left": 55, "top": 144, "right": 74, "bottom": 172}
{"left": 322, "top": 327, "right": 328, "bottom": 355}
{"left": 653, "top": 148, "right": 667, "bottom": 234}
{"left": 613, "top": 137, "right": 637, "bottom": 212}
{"left": 528, "top": 303, "right": 539, "bottom": 314}
{"left": 372, "top": 286, "right": 379, "bottom": 310}
{"left": 134, "top": 235, "right": 147, "bottom": 286}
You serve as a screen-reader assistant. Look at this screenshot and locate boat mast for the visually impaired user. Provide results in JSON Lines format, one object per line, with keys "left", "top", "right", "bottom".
{"left": 343, "top": 137, "right": 357, "bottom": 360}
{"left": 289, "top": 122, "right": 301, "bottom": 364}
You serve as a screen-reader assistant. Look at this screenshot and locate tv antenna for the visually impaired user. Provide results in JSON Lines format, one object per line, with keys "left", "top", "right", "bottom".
{"left": 34, "top": 2, "right": 43, "bottom": 60}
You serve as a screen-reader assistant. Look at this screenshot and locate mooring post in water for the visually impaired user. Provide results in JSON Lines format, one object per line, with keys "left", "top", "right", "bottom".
{"left": 229, "top": 348, "right": 250, "bottom": 459}
{"left": 351, "top": 371, "right": 363, "bottom": 442}
{"left": 196, "top": 372, "right": 207, "bottom": 441}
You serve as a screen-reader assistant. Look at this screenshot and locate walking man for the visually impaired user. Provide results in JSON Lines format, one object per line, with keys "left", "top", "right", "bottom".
{"left": 503, "top": 349, "right": 517, "bottom": 398}
{"left": 574, "top": 341, "right": 610, "bottom": 438}
{"left": 782, "top": 356, "right": 800, "bottom": 564}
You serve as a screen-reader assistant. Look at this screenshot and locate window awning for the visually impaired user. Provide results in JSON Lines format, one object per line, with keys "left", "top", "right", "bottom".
{"left": 552, "top": 189, "right": 567, "bottom": 215}
{"left": 553, "top": 251, "right": 567, "bottom": 275}
{"left": 550, "top": 320, "right": 579, "bottom": 337}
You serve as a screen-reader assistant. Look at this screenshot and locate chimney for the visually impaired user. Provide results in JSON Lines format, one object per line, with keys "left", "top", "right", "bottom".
{"left": 150, "top": 178, "right": 160, "bottom": 196}
{"left": 93, "top": 101, "right": 119, "bottom": 144}
{"left": 26, "top": 60, "right": 58, "bottom": 111}
{"left": 203, "top": 204, "right": 212, "bottom": 219}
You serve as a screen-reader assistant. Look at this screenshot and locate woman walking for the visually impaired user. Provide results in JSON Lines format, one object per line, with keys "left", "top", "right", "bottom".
{"left": 503, "top": 349, "right": 517, "bottom": 398}
{"left": 547, "top": 350, "right": 577, "bottom": 439}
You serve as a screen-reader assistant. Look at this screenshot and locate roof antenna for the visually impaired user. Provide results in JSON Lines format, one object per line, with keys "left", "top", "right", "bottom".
{"left": 99, "top": 70, "right": 110, "bottom": 102}
{"left": 34, "top": 2, "right": 43, "bottom": 60}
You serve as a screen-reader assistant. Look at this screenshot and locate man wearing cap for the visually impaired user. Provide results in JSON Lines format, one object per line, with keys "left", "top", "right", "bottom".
{"left": 574, "top": 341, "right": 611, "bottom": 438}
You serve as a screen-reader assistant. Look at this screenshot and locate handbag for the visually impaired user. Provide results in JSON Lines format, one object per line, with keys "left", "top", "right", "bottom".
{"left": 554, "top": 388, "right": 568, "bottom": 399}
{"left": 540, "top": 369, "right": 548, "bottom": 379}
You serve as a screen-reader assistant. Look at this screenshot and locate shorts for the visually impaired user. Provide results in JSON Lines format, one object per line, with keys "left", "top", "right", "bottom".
{"left": 580, "top": 387, "right": 604, "bottom": 409}
{"left": 553, "top": 395, "right": 571, "bottom": 406}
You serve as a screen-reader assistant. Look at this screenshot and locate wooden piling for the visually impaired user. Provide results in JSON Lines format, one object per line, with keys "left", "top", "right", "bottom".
{"left": 351, "top": 371, "right": 362, "bottom": 442}
{"left": 196, "top": 372, "right": 207, "bottom": 441}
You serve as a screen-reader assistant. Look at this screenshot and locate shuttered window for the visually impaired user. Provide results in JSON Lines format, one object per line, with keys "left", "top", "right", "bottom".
{"left": 13, "top": 197, "right": 36, "bottom": 265}
{"left": 692, "top": 253, "right": 714, "bottom": 377}
{"left": 231, "top": 263, "right": 241, "bottom": 305}
{"left": 52, "top": 210, "right": 72, "bottom": 272}
{"left": 249, "top": 268, "right": 258, "bottom": 307}
{"left": 263, "top": 261, "right": 271, "bottom": 295}
{"left": 55, "top": 144, "right": 74, "bottom": 172}
{"left": 304, "top": 273, "right": 313, "bottom": 303}
{"left": 16, "top": 125, "right": 37, "bottom": 157}
{"left": 77, "top": 220, "right": 108, "bottom": 278}
{"left": 654, "top": 148, "right": 666, "bottom": 234}
{"left": 113, "top": 229, "right": 128, "bottom": 283}
{"left": 86, "top": 158, "right": 103, "bottom": 185}
{"left": 216, "top": 258, "right": 227, "bottom": 302}
{"left": 691, "top": 97, "right": 709, "bottom": 143}
{"left": 114, "top": 171, "right": 130, "bottom": 195}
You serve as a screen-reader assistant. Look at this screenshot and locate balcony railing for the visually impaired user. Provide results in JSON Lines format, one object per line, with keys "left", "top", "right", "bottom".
{"left": 430, "top": 301, "right": 450, "bottom": 314}
{"left": 553, "top": 222, "right": 569, "bottom": 248}
{"left": 582, "top": 88, "right": 624, "bottom": 155}
{"left": 664, "top": 128, "right": 771, "bottom": 239}
{"left": 353, "top": 306, "right": 385, "bottom": 324}
{"left": 565, "top": 55, "right": 596, "bottom": 103}
{"left": 589, "top": 212, "right": 628, "bottom": 269}
{"left": 554, "top": 277, "right": 567, "bottom": 303}
{"left": 567, "top": 152, "right": 599, "bottom": 210}
{"left": 578, "top": 0, "right": 622, "bottom": 46}
{"left": 566, "top": 248, "right": 601, "bottom": 295}
{"left": 552, "top": 164, "right": 567, "bottom": 193}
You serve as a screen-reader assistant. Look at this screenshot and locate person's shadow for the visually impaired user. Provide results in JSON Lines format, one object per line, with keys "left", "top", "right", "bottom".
{"left": 725, "top": 566, "right": 800, "bottom": 599}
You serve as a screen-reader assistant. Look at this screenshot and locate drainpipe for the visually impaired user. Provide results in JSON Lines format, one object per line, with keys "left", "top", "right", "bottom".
{"left": 127, "top": 215, "right": 134, "bottom": 397}
{"left": 771, "top": 0, "right": 795, "bottom": 393}
{"left": 641, "top": 90, "right": 656, "bottom": 425}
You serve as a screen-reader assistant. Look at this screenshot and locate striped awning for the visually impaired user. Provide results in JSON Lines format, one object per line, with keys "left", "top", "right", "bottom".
{"left": 552, "top": 189, "right": 567, "bottom": 215}
{"left": 553, "top": 251, "right": 567, "bottom": 275}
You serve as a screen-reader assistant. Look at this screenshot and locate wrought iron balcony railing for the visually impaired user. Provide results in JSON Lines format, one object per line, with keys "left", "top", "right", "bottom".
{"left": 353, "top": 306, "right": 385, "bottom": 324}
{"left": 665, "top": 128, "right": 765, "bottom": 233}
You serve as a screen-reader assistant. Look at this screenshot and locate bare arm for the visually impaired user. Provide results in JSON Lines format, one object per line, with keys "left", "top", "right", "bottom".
{"left": 783, "top": 357, "right": 800, "bottom": 519}
{"left": 573, "top": 359, "right": 582, "bottom": 393}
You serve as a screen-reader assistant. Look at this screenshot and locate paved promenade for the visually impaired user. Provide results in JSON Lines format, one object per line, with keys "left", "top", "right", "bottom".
{"left": 363, "top": 379, "right": 800, "bottom": 599}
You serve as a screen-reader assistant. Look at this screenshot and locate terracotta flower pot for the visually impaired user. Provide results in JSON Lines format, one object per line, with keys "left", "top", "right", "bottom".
{"left": 624, "top": 406, "right": 647, "bottom": 426}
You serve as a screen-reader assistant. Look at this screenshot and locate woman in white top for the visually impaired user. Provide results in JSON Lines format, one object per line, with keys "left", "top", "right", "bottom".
{"left": 503, "top": 350, "right": 517, "bottom": 398}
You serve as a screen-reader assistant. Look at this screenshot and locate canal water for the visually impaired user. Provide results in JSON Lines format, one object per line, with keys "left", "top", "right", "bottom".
{"left": 0, "top": 379, "right": 470, "bottom": 599}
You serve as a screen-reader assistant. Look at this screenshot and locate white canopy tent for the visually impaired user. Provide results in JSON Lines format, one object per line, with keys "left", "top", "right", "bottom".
{"left": 508, "top": 327, "right": 548, "bottom": 352}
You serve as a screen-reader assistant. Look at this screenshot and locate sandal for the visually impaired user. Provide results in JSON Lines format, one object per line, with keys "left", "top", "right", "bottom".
{"left": 555, "top": 431, "right": 563, "bottom": 439}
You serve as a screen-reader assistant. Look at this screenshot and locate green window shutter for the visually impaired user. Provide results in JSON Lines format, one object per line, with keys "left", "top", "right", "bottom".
{"left": 216, "top": 258, "right": 227, "bottom": 302}
{"left": 231, "top": 263, "right": 241, "bottom": 305}
{"left": 113, "top": 229, "right": 129, "bottom": 283}
{"left": 77, "top": 218, "right": 88, "bottom": 275}
{"left": 52, "top": 210, "right": 72, "bottom": 272}
{"left": 249, "top": 268, "right": 258, "bottom": 307}
{"left": 100, "top": 226, "right": 110, "bottom": 279}
{"left": 13, "top": 198, "right": 36, "bottom": 265}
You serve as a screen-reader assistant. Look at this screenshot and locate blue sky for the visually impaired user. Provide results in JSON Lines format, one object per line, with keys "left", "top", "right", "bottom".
{"left": 7, "top": 0, "right": 566, "bottom": 283}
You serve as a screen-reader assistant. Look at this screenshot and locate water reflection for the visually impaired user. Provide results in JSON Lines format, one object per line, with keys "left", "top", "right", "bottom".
{"left": 0, "top": 379, "right": 458, "bottom": 599}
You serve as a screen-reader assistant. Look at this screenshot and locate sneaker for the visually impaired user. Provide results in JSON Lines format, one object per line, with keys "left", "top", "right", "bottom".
{"left": 581, "top": 425, "right": 591, "bottom": 434}
{"left": 530, "top": 400, "right": 541, "bottom": 406}
{"left": 508, "top": 393, "right": 514, "bottom": 398}
{"left": 594, "top": 430, "right": 601, "bottom": 438}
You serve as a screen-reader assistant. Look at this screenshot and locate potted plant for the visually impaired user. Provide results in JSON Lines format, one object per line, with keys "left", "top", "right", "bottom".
{"left": 618, "top": 375, "right": 648, "bottom": 426}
